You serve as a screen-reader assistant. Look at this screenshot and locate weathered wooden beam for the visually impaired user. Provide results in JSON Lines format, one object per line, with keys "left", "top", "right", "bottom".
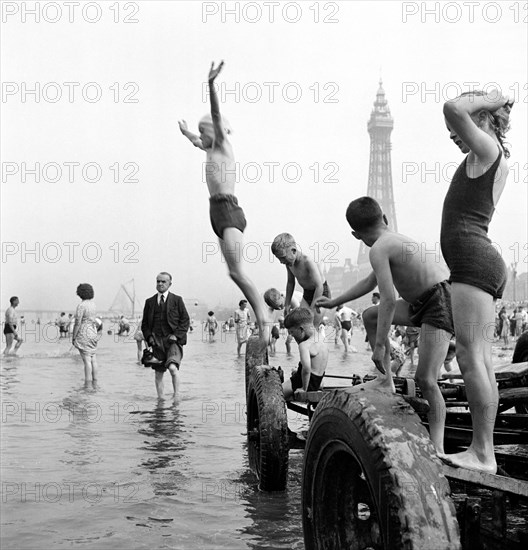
{"left": 442, "top": 465, "right": 528, "bottom": 497}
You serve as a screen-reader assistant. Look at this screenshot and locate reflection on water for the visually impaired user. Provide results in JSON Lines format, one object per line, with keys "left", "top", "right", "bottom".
{"left": 61, "top": 385, "right": 104, "bottom": 468}
{"left": 137, "top": 402, "right": 192, "bottom": 496}
{"left": 0, "top": 330, "right": 378, "bottom": 549}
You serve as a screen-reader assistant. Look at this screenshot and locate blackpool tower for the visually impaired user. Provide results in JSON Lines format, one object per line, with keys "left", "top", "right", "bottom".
{"left": 357, "top": 80, "right": 398, "bottom": 276}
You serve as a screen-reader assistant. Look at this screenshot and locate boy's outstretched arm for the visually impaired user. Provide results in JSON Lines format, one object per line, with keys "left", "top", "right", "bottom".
{"left": 178, "top": 120, "right": 205, "bottom": 150}
{"left": 208, "top": 60, "right": 226, "bottom": 145}
{"left": 315, "top": 271, "right": 377, "bottom": 309}
{"left": 284, "top": 268, "right": 295, "bottom": 314}
{"left": 369, "top": 246, "right": 396, "bottom": 374}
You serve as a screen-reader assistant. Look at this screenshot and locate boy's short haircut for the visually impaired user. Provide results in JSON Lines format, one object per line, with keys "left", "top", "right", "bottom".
{"left": 208, "top": 311, "right": 214, "bottom": 316}
{"left": 239, "top": 299, "right": 247, "bottom": 307}
{"left": 346, "top": 197, "right": 384, "bottom": 232}
{"left": 284, "top": 308, "right": 314, "bottom": 329}
{"left": 271, "top": 233, "right": 296, "bottom": 255}
{"left": 199, "top": 113, "right": 232, "bottom": 135}
{"left": 264, "top": 288, "right": 283, "bottom": 310}
{"left": 9, "top": 296, "right": 18, "bottom": 305}
{"left": 373, "top": 292, "right": 380, "bottom": 299}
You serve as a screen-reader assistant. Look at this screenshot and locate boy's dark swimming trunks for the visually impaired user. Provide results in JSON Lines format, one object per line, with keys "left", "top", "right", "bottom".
{"left": 209, "top": 194, "right": 247, "bottom": 240}
{"left": 408, "top": 280, "right": 454, "bottom": 335}
{"left": 303, "top": 281, "right": 331, "bottom": 306}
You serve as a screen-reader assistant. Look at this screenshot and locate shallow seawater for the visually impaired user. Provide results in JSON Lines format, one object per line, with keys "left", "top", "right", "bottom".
{"left": 1, "top": 328, "right": 378, "bottom": 550}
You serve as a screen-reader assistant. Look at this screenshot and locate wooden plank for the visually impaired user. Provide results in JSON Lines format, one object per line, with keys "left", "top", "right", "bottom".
{"left": 442, "top": 465, "right": 528, "bottom": 497}
{"left": 441, "top": 361, "right": 528, "bottom": 381}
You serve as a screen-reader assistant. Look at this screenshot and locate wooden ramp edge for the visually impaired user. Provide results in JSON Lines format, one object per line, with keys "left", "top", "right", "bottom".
{"left": 442, "top": 464, "right": 528, "bottom": 497}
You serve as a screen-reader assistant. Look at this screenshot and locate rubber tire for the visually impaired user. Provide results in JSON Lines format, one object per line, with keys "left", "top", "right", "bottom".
{"left": 512, "top": 332, "right": 528, "bottom": 413}
{"left": 245, "top": 336, "right": 268, "bottom": 396}
{"left": 247, "top": 366, "right": 288, "bottom": 491}
{"left": 302, "top": 387, "right": 461, "bottom": 550}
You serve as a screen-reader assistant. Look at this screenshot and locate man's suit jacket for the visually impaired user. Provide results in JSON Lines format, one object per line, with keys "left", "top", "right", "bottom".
{"left": 141, "top": 292, "right": 190, "bottom": 346}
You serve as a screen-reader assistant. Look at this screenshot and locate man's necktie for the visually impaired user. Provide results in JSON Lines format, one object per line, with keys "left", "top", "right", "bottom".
{"left": 160, "top": 295, "right": 165, "bottom": 306}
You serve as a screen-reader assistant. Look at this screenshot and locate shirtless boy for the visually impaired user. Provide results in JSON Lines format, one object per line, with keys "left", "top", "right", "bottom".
{"left": 282, "top": 308, "right": 329, "bottom": 401}
{"left": 263, "top": 288, "right": 284, "bottom": 357}
{"left": 316, "top": 197, "right": 454, "bottom": 454}
{"left": 271, "top": 233, "right": 330, "bottom": 326}
{"left": 179, "top": 61, "right": 269, "bottom": 341}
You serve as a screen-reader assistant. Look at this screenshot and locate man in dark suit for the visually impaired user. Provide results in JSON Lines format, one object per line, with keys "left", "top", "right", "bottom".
{"left": 141, "top": 272, "right": 190, "bottom": 398}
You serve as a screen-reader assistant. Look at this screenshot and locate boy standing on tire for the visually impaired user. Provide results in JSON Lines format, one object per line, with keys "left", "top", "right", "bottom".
{"left": 315, "top": 197, "right": 454, "bottom": 455}
{"left": 282, "top": 308, "right": 328, "bottom": 401}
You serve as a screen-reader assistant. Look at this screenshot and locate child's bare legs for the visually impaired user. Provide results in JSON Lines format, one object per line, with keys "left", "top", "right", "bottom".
{"left": 442, "top": 283, "right": 497, "bottom": 473}
{"left": 282, "top": 379, "right": 294, "bottom": 401}
{"left": 362, "top": 302, "right": 413, "bottom": 392}
{"left": 136, "top": 340, "right": 143, "bottom": 362}
{"left": 285, "top": 333, "right": 293, "bottom": 355}
{"left": 220, "top": 228, "right": 271, "bottom": 343}
{"left": 340, "top": 328, "right": 349, "bottom": 352}
{"left": 91, "top": 355, "right": 98, "bottom": 382}
{"left": 414, "top": 324, "right": 450, "bottom": 454}
{"left": 80, "top": 352, "right": 97, "bottom": 383}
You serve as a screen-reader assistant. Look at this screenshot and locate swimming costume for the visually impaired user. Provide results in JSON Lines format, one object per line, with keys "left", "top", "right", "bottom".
{"left": 302, "top": 281, "right": 331, "bottom": 306}
{"left": 209, "top": 194, "right": 247, "bottom": 240}
{"left": 408, "top": 280, "right": 454, "bottom": 335}
{"left": 3, "top": 324, "right": 16, "bottom": 335}
{"left": 290, "top": 361, "right": 324, "bottom": 392}
{"left": 441, "top": 150, "right": 507, "bottom": 299}
{"left": 340, "top": 320, "right": 352, "bottom": 331}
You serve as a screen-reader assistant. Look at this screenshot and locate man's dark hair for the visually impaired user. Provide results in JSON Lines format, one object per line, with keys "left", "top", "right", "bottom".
{"left": 346, "top": 197, "right": 384, "bottom": 232}
{"left": 372, "top": 292, "right": 380, "bottom": 299}
{"left": 9, "top": 296, "right": 18, "bottom": 305}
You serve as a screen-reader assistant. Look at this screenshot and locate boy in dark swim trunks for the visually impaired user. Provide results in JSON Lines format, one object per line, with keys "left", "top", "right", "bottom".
{"left": 316, "top": 197, "right": 454, "bottom": 455}
{"left": 282, "top": 308, "right": 328, "bottom": 401}
{"left": 271, "top": 233, "right": 330, "bottom": 327}
{"left": 178, "top": 61, "right": 270, "bottom": 342}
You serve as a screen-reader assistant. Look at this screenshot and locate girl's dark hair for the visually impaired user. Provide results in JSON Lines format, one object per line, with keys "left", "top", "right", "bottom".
{"left": 461, "top": 91, "right": 513, "bottom": 158}
{"left": 76, "top": 283, "right": 94, "bottom": 300}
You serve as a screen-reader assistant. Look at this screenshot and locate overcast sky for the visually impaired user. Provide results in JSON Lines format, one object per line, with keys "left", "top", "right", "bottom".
{"left": 1, "top": 0, "right": 527, "bottom": 312}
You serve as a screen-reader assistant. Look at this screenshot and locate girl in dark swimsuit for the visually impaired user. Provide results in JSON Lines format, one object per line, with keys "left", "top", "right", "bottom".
{"left": 440, "top": 90, "right": 513, "bottom": 473}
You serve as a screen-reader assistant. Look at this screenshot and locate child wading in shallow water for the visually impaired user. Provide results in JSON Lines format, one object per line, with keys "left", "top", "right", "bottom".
{"left": 440, "top": 90, "right": 513, "bottom": 473}
{"left": 179, "top": 61, "right": 270, "bottom": 344}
